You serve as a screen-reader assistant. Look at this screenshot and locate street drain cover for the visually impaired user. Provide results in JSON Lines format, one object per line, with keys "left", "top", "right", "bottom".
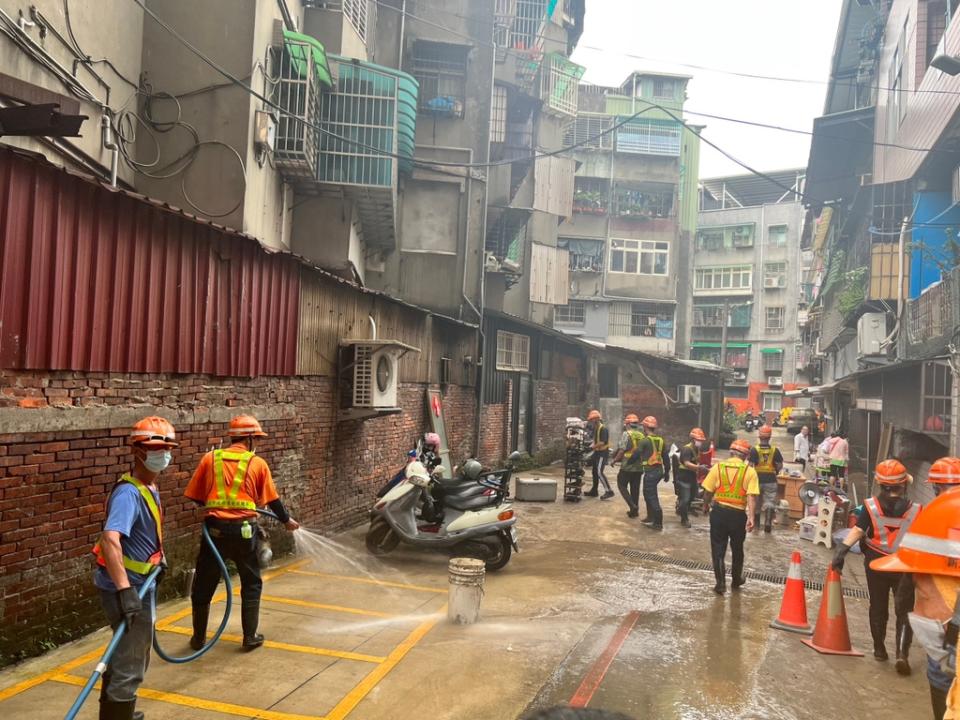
{"left": 620, "top": 549, "right": 869, "bottom": 600}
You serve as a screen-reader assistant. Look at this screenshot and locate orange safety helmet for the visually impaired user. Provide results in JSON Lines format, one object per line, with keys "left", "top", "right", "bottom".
{"left": 875, "top": 458, "right": 911, "bottom": 486}
{"left": 129, "top": 416, "right": 177, "bottom": 448}
{"left": 587, "top": 409, "right": 601, "bottom": 421}
{"left": 689, "top": 427, "right": 707, "bottom": 442}
{"left": 228, "top": 414, "right": 268, "bottom": 438}
{"left": 642, "top": 416, "right": 658, "bottom": 429}
{"left": 758, "top": 425, "right": 773, "bottom": 437}
{"left": 624, "top": 413, "right": 640, "bottom": 425}
{"left": 729, "top": 438, "right": 752, "bottom": 456}
{"left": 870, "top": 489, "right": 960, "bottom": 577}
{"left": 928, "top": 456, "right": 960, "bottom": 485}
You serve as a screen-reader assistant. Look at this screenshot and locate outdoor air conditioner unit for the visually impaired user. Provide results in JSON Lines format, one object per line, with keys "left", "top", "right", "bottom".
{"left": 764, "top": 276, "right": 784, "bottom": 289}
{"left": 768, "top": 376, "right": 783, "bottom": 387}
{"left": 339, "top": 339, "right": 420, "bottom": 418}
{"left": 857, "top": 312, "right": 887, "bottom": 356}
{"left": 677, "top": 384, "right": 701, "bottom": 404}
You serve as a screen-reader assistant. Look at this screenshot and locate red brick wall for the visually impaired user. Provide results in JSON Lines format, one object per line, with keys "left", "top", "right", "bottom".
{"left": 479, "top": 380, "right": 512, "bottom": 465}
{"left": 0, "top": 369, "right": 475, "bottom": 665}
{"left": 533, "top": 380, "right": 568, "bottom": 458}
{"left": 622, "top": 382, "right": 698, "bottom": 447}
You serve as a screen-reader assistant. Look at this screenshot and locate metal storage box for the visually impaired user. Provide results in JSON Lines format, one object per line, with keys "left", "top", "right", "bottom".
{"left": 515, "top": 477, "right": 558, "bottom": 502}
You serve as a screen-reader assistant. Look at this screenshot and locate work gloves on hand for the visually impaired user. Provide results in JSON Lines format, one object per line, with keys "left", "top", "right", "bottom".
{"left": 831, "top": 544, "right": 851, "bottom": 573}
{"left": 117, "top": 587, "right": 142, "bottom": 628}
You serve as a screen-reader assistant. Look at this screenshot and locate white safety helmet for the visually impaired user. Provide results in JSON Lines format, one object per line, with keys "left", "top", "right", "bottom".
{"left": 406, "top": 460, "right": 431, "bottom": 487}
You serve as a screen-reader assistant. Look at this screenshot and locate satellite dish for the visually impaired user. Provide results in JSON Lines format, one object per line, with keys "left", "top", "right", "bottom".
{"left": 799, "top": 482, "right": 823, "bottom": 507}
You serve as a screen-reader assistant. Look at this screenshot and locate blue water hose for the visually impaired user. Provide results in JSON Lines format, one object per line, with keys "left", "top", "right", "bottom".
{"left": 64, "top": 508, "right": 280, "bottom": 718}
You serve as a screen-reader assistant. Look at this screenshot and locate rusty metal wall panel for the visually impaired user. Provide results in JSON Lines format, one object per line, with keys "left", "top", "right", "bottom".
{"left": 0, "top": 148, "right": 299, "bottom": 376}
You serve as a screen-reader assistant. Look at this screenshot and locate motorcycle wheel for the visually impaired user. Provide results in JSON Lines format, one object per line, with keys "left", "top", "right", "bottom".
{"left": 365, "top": 519, "right": 400, "bottom": 556}
{"left": 484, "top": 533, "right": 513, "bottom": 572}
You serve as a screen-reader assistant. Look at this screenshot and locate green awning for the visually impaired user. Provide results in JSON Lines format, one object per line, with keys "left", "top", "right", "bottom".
{"left": 761, "top": 348, "right": 784, "bottom": 354}
{"left": 283, "top": 29, "right": 332, "bottom": 87}
{"left": 692, "top": 342, "right": 751, "bottom": 349}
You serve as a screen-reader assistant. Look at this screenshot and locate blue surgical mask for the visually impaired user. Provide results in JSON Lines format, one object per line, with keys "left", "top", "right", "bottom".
{"left": 144, "top": 450, "right": 172, "bottom": 473}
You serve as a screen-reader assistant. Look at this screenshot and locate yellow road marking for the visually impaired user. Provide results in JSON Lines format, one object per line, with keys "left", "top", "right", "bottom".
{"left": 290, "top": 569, "right": 447, "bottom": 595}
{"left": 159, "top": 626, "right": 386, "bottom": 663}
{"left": 261, "top": 595, "right": 394, "bottom": 618}
{"left": 0, "top": 646, "right": 104, "bottom": 702}
{"left": 324, "top": 605, "right": 446, "bottom": 720}
{"left": 51, "top": 673, "right": 324, "bottom": 720}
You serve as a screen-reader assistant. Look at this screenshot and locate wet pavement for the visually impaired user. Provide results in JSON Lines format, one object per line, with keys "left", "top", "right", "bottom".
{"left": 0, "top": 429, "right": 936, "bottom": 719}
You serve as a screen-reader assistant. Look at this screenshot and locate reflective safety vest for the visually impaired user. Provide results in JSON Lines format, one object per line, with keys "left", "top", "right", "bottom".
{"left": 755, "top": 446, "right": 777, "bottom": 474}
{"left": 863, "top": 497, "right": 922, "bottom": 556}
{"left": 622, "top": 430, "right": 646, "bottom": 470}
{"left": 205, "top": 449, "right": 258, "bottom": 510}
{"left": 645, "top": 435, "right": 664, "bottom": 468}
{"left": 713, "top": 462, "right": 749, "bottom": 511}
{"left": 93, "top": 475, "right": 163, "bottom": 576}
{"left": 594, "top": 422, "right": 610, "bottom": 451}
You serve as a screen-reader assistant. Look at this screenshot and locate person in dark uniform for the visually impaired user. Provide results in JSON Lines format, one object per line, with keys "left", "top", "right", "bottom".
{"left": 584, "top": 410, "right": 614, "bottom": 499}
{"left": 676, "top": 428, "right": 709, "bottom": 528}
{"left": 636, "top": 416, "right": 666, "bottom": 531}
{"left": 833, "top": 459, "right": 922, "bottom": 674}
{"left": 611, "top": 414, "right": 645, "bottom": 518}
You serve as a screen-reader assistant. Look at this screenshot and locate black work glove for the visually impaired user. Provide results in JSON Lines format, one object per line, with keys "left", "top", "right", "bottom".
{"left": 831, "top": 544, "right": 851, "bottom": 573}
{"left": 117, "top": 586, "right": 141, "bottom": 628}
{"left": 156, "top": 560, "right": 168, "bottom": 585}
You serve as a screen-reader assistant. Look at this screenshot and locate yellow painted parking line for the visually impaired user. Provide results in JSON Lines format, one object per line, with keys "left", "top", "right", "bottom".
{"left": 261, "top": 595, "right": 395, "bottom": 618}
{"left": 324, "top": 605, "right": 446, "bottom": 720}
{"left": 290, "top": 569, "right": 447, "bottom": 595}
{"left": 159, "top": 625, "right": 386, "bottom": 663}
{"left": 51, "top": 673, "right": 324, "bottom": 720}
{"left": 0, "top": 646, "right": 105, "bottom": 702}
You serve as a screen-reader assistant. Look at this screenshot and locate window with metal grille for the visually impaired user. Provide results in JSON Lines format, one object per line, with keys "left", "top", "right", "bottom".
{"left": 343, "top": 0, "right": 368, "bottom": 43}
{"left": 572, "top": 177, "right": 608, "bottom": 215}
{"left": 609, "top": 239, "right": 669, "bottom": 275}
{"left": 693, "top": 305, "right": 725, "bottom": 327}
{"left": 490, "top": 85, "right": 508, "bottom": 143}
{"left": 765, "top": 306, "right": 785, "bottom": 332}
{"left": 764, "top": 262, "right": 787, "bottom": 288}
{"left": 566, "top": 376, "right": 580, "bottom": 405}
{"left": 613, "top": 185, "right": 674, "bottom": 218}
{"left": 598, "top": 364, "right": 619, "bottom": 398}
{"left": 564, "top": 114, "right": 614, "bottom": 149}
{"left": 696, "top": 224, "right": 755, "bottom": 250}
{"left": 560, "top": 237, "right": 604, "bottom": 272}
{"left": 762, "top": 350, "right": 784, "bottom": 371}
{"left": 616, "top": 118, "right": 681, "bottom": 156}
{"left": 554, "top": 300, "right": 585, "bottom": 325}
{"left": 768, "top": 224, "right": 788, "bottom": 246}
{"left": 695, "top": 265, "right": 752, "bottom": 290}
{"left": 496, "top": 330, "right": 530, "bottom": 371}
{"left": 495, "top": 0, "right": 548, "bottom": 50}
{"left": 652, "top": 78, "right": 674, "bottom": 99}
{"left": 412, "top": 41, "right": 469, "bottom": 118}
{"left": 540, "top": 53, "right": 585, "bottom": 117}
{"left": 630, "top": 303, "right": 674, "bottom": 339}
{"left": 922, "top": 361, "right": 952, "bottom": 436}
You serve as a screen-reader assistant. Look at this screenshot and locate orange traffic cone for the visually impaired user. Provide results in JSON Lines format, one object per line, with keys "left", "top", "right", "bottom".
{"left": 770, "top": 551, "right": 812, "bottom": 635}
{"left": 801, "top": 567, "right": 864, "bottom": 656}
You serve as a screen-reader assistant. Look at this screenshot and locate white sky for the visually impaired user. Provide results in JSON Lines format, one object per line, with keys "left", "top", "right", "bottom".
{"left": 571, "top": 0, "right": 845, "bottom": 179}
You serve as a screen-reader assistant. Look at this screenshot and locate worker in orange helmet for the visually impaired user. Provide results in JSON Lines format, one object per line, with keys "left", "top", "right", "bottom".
{"left": 584, "top": 410, "right": 614, "bottom": 500}
{"left": 612, "top": 414, "right": 645, "bottom": 518}
{"left": 701, "top": 438, "right": 760, "bottom": 594}
{"left": 634, "top": 416, "right": 667, "bottom": 530}
{"left": 928, "top": 456, "right": 960, "bottom": 497}
{"left": 870, "top": 490, "right": 960, "bottom": 719}
{"left": 748, "top": 425, "right": 783, "bottom": 534}
{"left": 92, "top": 417, "right": 176, "bottom": 720}
{"left": 833, "top": 459, "right": 922, "bottom": 673}
{"left": 185, "top": 414, "right": 300, "bottom": 651}
{"left": 676, "top": 428, "right": 708, "bottom": 528}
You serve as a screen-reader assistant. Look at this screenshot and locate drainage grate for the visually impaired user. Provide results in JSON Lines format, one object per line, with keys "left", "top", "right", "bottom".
{"left": 620, "top": 549, "right": 870, "bottom": 600}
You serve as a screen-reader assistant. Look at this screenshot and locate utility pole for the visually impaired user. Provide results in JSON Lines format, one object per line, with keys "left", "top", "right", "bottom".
{"left": 720, "top": 299, "right": 730, "bottom": 369}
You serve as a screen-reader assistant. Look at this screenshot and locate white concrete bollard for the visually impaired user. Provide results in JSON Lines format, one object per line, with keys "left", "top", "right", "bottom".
{"left": 447, "top": 557, "right": 485, "bottom": 624}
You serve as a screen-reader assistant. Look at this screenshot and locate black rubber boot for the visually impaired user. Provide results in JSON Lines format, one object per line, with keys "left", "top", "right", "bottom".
{"left": 241, "top": 603, "right": 264, "bottom": 650}
{"left": 99, "top": 699, "right": 136, "bottom": 720}
{"left": 895, "top": 619, "right": 912, "bottom": 675}
{"left": 650, "top": 509, "right": 663, "bottom": 530}
{"left": 870, "top": 616, "right": 888, "bottom": 661}
{"left": 190, "top": 604, "right": 210, "bottom": 651}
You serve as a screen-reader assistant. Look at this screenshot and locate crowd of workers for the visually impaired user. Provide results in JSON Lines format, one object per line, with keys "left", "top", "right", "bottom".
{"left": 92, "top": 414, "right": 299, "bottom": 720}
{"left": 582, "top": 408, "right": 959, "bottom": 719}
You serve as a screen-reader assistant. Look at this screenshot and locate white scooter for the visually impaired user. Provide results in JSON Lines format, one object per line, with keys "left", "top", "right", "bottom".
{"left": 365, "top": 453, "right": 522, "bottom": 571}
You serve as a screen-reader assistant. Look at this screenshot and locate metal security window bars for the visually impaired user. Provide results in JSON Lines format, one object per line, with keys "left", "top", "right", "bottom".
{"left": 270, "top": 40, "right": 321, "bottom": 181}
{"left": 344, "top": 0, "right": 368, "bottom": 43}
{"left": 490, "top": 85, "right": 508, "bottom": 143}
{"left": 554, "top": 300, "right": 585, "bottom": 324}
{"left": 494, "top": 0, "right": 549, "bottom": 50}
{"left": 563, "top": 114, "right": 613, "bottom": 149}
{"left": 413, "top": 42, "right": 468, "bottom": 118}
{"left": 616, "top": 118, "right": 682, "bottom": 156}
{"left": 540, "top": 53, "right": 584, "bottom": 117}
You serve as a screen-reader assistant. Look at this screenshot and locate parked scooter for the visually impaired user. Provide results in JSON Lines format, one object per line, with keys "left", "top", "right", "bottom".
{"left": 365, "top": 452, "right": 522, "bottom": 571}
{"left": 743, "top": 413, "right": 759, "bottom": 432}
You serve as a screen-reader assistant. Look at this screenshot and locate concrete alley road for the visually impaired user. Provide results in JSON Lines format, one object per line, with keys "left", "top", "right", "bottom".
{"left": 0, "top": 448, "right": 933, "bottom": 720}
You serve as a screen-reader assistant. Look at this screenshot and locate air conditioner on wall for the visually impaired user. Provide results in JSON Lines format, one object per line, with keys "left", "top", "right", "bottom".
{"left": 857, "top": 312, "right": 887, "bottom": 356}
{"left": 764, "top": 277, "right": 785, "bottom": 289}
{"left": 677, "top": 384, "right": 701, "bottom": 404}
{"left": 339, "top": 339, "right": 420, "bottom": 419}
{"left": 732, "top": 371, "right": 747, "bottom": 381}
{"left": 768, "top": 376, "right": 783, "bottom": 387}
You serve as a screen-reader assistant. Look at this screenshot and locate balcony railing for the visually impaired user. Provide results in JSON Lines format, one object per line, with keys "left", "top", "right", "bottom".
{"left": 540, "top": 53, "right": 584, "bottom": 117}
{"left": 906, "top": 269, "right": 958, "bottom": 351}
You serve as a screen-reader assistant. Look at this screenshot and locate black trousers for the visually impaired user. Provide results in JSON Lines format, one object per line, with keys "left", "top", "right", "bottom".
{"left": 930, "top": 683, "right": 947, "bottom": 720}
{"left": 864, "top": 561, "right": 914, "bottom": 654}
{"left": 676, "top": 477, "right": 697, "bottom": 522}
{"left": 710, "top": 505, "right": 747, "bottom": 588}
{"left": 590, "top": 450, "right": 611, "bottom": 493}
{"left": 617, "top": 469, "right": 642, "bottom": 513}
{"left": 192, "top": 521, "right": 263, "bottom": 630}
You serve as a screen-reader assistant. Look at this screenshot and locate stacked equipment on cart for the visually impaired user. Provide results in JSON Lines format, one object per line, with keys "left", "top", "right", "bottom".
{"left": 564, "top": 417, "right": 587, "bottom": 502}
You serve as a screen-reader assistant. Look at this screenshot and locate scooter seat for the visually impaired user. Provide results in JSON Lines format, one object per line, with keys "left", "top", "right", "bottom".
{"left": 445, "top": 492, "right": 501, "bottom": 511}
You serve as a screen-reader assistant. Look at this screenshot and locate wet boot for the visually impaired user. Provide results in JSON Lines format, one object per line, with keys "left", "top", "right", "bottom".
{"left": 241, "top": 603, "right": 264, "bottom": 650}
{"left": 190, "top": 604, "right": 210, "bottom": 651}
{"left": 99, "top": 699, "right": 136, "bottom": 720}
{"left": 870, "top": 617, "right": 888, "bottom": 661}
{"left": 649, "top": 508, "right": 663, "bottom": 531}
{"left": 763, "top": 509, "right": 773, "bottom": 534}
{"left": 895, "top": 619, "right": 912, "bottom": 676}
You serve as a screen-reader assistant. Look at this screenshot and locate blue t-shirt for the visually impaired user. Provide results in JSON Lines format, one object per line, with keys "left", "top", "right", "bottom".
{"left": 93, "top": 481, "right": 161, "bottom": 591}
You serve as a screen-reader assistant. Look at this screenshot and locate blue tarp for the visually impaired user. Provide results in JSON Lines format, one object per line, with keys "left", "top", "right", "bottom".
{"left": 910, "top": 191, "right": 960, "bottom": 299}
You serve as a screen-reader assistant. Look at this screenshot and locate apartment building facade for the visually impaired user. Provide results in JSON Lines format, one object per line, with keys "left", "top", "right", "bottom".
{"left": 548, "top": 72, "right": 701, "bottom": 356}
{"left": 693, "top": 171, "right": 808, "bottom": 416}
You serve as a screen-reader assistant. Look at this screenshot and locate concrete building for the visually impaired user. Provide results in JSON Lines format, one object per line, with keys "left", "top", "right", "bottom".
{"left": 693, "top": 170, "right": 808, "bottom": 417}
{"left": 548, "top": 72, "right": 701, "bottom": 356}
